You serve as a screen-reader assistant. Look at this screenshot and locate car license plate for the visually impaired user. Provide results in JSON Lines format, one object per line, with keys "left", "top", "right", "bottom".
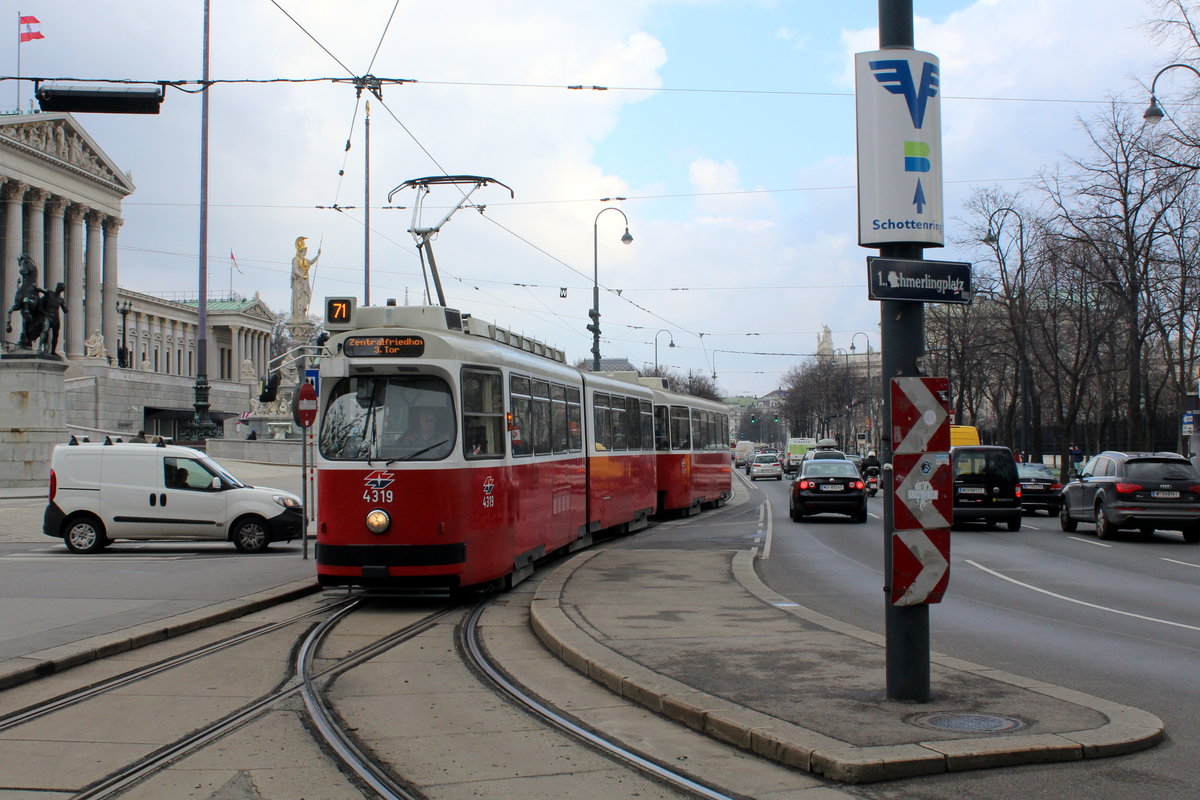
{"left": 1026, "top": 483, "right": 1046, "bottom": 490}
{"left": 820, "top": 484, "right": 843, "bottom": 492}
{"left": 960, "top": 487, "right": 986, "bottom": 495}
{"left": 1151, "top": 490, "right": 1180, "bottom": 499}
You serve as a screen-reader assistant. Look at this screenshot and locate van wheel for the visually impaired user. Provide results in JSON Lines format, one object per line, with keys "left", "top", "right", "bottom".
{"left": 1184, "top": 525, "right": 1200, "bottom": 544}
{"left": 1007, "top": 516, "right": 1022, "bottom": 532}
{"left": 231, "top": 516, "right": 270, "bottom": 553}
{"left": 65, "top": 515, "right": 108, "bottom": 553}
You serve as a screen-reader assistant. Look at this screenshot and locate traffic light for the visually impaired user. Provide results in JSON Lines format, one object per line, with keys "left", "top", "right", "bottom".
{"left": 773, "top": 414, "right": 779, "bottom": 423}
{"left": 750, "top": 414, "right": 757, "bottom": 424}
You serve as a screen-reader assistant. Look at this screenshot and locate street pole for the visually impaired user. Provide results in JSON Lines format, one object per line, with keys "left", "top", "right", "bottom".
{"left": 589, "top": 207, "right": 632, "bottom": 371}
{"left": 878, "top": 0, "right": 929, "bottom": 703}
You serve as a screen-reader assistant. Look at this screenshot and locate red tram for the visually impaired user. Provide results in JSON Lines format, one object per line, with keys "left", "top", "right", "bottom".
{"left": 314, "top": 298, "right": 731, "bottom": 591}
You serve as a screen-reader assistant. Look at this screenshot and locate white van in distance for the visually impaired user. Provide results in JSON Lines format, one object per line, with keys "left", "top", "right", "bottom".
{"left": 44, "top": 439, "right": 303, "bottom": 553}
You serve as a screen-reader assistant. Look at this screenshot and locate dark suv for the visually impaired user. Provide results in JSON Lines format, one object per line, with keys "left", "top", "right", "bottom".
{"left": 1060, "top": 451, "right": 1200, "bottom": 542}
{"left": 951, "top": 445, "right": 1022, "bottom": 530}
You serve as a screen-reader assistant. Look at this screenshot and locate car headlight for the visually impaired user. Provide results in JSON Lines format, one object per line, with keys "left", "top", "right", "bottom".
{"left": 273, "top": 495, "right": 301, "bottom": 509}
{"left": 365, "top": 508, "right": 391, "bottom": 534}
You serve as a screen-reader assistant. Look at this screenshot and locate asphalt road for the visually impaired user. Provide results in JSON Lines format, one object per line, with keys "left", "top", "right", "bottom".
{"left": 749, "top": 474, "right": 1200, "bottom": 800}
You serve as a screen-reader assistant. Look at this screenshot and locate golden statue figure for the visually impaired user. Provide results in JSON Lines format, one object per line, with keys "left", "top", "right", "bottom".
{"left": 290, "top": 236, "right": 321, "bottom": 320}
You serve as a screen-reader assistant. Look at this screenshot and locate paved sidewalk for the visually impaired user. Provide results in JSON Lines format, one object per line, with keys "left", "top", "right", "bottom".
{"left": 531, "top": 547, "right": 1164, "bottom": 784}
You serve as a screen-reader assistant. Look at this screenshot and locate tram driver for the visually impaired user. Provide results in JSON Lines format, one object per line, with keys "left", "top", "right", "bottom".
{"left": 399, "top": 407, "right": 451, "bottom": 455}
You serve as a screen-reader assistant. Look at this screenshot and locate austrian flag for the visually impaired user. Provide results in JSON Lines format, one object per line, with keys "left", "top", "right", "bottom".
{"left": 19, "top": 15, "right": 45, "bottom": 43}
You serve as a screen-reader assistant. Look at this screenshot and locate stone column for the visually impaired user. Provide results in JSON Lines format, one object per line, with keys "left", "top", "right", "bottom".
{"left": 64, "top": 204, "right": 86, "bottom": 358}
{"left": 231, "top": 324, "right": 242, "bottom": 381}
{"left": 84, "top": 211, "right": 102, "bottom": 354}
{"left": 25, "top": 189, "right": 46, "bottom": 280}
{"left": 44, "top": 197, "right": 65, "bottom": 291}
{"left": 3, "top": 182, "right": 25, "bottom": 328}
{"left": 101, "top": 217, "right": 122, "bottom": 363}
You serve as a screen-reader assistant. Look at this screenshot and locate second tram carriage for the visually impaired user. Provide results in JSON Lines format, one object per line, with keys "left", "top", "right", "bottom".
{"left": 314, "top": 298, "right": 731, "bottom": 591}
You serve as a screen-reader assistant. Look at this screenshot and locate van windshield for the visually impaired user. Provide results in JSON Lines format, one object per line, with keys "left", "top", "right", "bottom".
{"left": 201, "top": 457, "right": 245, "bottom": 488}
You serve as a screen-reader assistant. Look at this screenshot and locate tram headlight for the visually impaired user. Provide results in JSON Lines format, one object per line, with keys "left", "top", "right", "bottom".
{"left": 365, "top": 508, "right": 391, "bottom": 534}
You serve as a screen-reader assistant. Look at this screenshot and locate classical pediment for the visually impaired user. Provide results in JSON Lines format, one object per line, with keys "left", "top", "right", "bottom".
{"left": 0, "top": 112, "right": 135, "bottom": 195}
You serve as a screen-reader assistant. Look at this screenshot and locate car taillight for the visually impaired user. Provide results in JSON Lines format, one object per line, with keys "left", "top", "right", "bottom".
{"left": 1015, "top": 486, "right": 1021, "bottom": 498}
{"left": 852, "top": 480, "right": 864, "bottom": 489}
{"left": 799, "top": 480, "right": 812, "bottom": 490}
{"left": 49, "top": 469, "right": 56, "bottom": 501}
{"left": 1050, "top": 482, "right": 1062, "bottom": 490}
{"left": 1115, "top": 482, "right": 1143, "bottom": 494}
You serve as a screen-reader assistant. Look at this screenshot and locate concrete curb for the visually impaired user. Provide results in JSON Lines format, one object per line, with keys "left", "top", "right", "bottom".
{"left": 0, "top": 577, "right": 321, "bottom": 691}
{"left": 530, "top": 550, "right": 1164, "bottom": 784}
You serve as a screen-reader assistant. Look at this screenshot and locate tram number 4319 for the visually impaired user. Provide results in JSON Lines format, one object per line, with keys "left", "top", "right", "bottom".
{"left": 363, "top": 489, "right": 393, "bottom": 503}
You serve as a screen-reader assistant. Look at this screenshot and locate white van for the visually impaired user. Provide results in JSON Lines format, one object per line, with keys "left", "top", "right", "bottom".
{"left": 44, "top": 440, "right": 303, "bottom": 554}
{"left": 734, "top": 440, "right": 756, "bottom": 467}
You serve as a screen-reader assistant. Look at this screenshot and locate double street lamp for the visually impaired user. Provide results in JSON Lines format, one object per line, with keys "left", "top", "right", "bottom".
{"left": 589, "top": 207, "right": 633, "bottom": 371}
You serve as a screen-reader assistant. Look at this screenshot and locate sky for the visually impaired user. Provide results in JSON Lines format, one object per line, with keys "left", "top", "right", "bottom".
{"left": 4, "top": 0, "right": 1180, "bottom": 397}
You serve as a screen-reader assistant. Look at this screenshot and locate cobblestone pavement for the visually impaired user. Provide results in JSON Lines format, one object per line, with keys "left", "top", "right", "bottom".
{"left": 0, "top": 460, "right": 307, "bottom": 545}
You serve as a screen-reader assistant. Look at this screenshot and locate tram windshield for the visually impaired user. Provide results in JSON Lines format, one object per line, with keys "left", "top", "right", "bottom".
{"left": 319, "top": 375, "right": 455, "bottom": 462}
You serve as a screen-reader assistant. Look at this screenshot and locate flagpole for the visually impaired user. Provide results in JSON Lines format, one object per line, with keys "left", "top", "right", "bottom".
{"left": 16, "top": 12, "right": 21, "bottom": 112}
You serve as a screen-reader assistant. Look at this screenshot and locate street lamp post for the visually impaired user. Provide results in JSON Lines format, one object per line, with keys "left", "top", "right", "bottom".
{"left": 654, "top": 328, "right": 674, "bottom": 375}
{"left": 116, "top": 299, "right": 132, "bottom": 368}
{"left": 1142, "top": 63, "right": 1200, "bottom": 125}
{"left": 851, "top": 331, "right": 874, "bottom": 452}
{"left": 983, "top": 207, "right": 1031, "bottom": 458}
{"left": 589, "top": 207, "right": 633, "bottom": 371}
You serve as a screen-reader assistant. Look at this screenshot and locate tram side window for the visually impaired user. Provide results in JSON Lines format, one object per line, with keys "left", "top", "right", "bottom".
{"left": 654, "top": 405, "right": 670, "bottom": 451}
{"left": 691, "top": 410, "right": 705, "bottom": 452}
{"left": 639, "top": 400, "right": 654, "bottom": 450}
{"left": 551, "top": 394, "right": 569, "bottom": 454}
{"left": 533, "top": 380, "right": 552, "bottom": 455}
{"left": 670, "top": 406, "right": 691, "bottom": 451}
{"left": 510, "top": 374, "right": 533, "bottom": 458}
{"left": 611, "top": 395, "right": 627, "bottom": 450}
{"left": 567, "top": 389, "right": 583, "bottom": 452}
{"left": 621, "top": 396, "right": 639, "bottom": 451}
{"left": 721, "top": 415, "right": 729, "bottom": 446}
{"left": 461, "top": 368, "right": 504, "bottom": 459}
{"left": 594, "top": 393, "right": 612, "bottom": 451}
{"left": 705, "top": 411, "right": 716, "bottom": 451}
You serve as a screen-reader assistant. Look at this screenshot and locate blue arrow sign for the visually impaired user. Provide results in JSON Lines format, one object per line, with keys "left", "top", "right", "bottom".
{"left": 913, "top": 179, "right": 926, "bottom": 214}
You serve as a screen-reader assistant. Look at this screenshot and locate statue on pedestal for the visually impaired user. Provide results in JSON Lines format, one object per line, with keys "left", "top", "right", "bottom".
{"left": 37, "top": 282, "right": 66, "bottom": 357}
{"left": 84, "top": 330, "right": 107, "bottom": 360}
{"left": 5, "top": 254, "right": 44, "bottom": 350}
{"left": 290, "top": 236, "right": 320, "bottom": 321}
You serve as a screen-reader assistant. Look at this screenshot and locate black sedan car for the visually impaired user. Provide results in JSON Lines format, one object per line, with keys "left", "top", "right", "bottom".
{"left": 1060, "top": 451, "right": 1200, "bottom": 542}
{"left": 790, "top": 459, "right": 868, "bottom": 523}
{"left": 1017, "top": 462, "right": 1063, "bottom": 515}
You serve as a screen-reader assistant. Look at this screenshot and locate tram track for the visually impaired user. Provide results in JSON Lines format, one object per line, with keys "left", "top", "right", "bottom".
{"left": 68, "top": 599, "right": 459, "bottom": 800}
{"left": 458, "top": 598, "right": 743, "bottom": 800}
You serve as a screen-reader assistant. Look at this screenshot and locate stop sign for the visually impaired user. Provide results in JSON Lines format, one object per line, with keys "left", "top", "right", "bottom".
{"left": 294, "top": 382, "right": 318, "bottom": 428}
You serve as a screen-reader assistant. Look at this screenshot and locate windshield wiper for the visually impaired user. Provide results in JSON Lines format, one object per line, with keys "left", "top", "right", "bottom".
{"left": 388, "top": 439, "right": 449, "bottom": 464}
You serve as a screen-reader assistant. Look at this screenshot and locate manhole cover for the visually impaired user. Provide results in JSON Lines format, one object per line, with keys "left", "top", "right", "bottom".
{"left": 907, "top": 712, "right": 1025, "bottom": 733}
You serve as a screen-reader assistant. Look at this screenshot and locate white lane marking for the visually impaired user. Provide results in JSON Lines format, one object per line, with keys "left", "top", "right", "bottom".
{"left": 1068, "top": 536, "right": 1112, "bottom": 548}
{"left": 965, "top": 559, "right": 1200, "bottom": 633}
{"left": 1162, "top": 558, "right": 1200, "bottom": 569}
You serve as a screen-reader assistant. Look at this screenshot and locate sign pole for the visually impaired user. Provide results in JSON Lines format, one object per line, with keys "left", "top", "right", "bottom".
{"left": 875, "top": 0, "right": 930, "bottom": 702}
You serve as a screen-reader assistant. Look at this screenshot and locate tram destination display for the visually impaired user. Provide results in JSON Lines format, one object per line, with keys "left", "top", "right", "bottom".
{"left": 342, "top": 335, "right": 426, "bottom": 357}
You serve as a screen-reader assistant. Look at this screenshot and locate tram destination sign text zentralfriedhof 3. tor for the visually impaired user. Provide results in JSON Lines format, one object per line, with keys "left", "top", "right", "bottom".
{"left": 867, "top": 256, "right": 971, "bottom": 304}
